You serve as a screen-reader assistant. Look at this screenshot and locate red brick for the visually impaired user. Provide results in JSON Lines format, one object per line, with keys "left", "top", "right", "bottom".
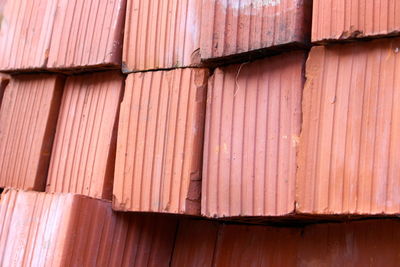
{"left": 113, "top": 68, "right": 208, "bottom": 215}
{"left": 202, "top": 52, "right": 304, "bottom": 218}
{"left": 0, "top": 74, "right": 64, "bottom": 190}
{"left": 298, "top": 38, "right": 400, "bottom": 214}
{"left": 46, "top": 71, "right": 124, "bottom": 200}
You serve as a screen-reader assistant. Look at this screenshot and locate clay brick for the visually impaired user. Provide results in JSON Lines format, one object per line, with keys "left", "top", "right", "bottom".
{"left": 47, "top": 0, "right": 126, "bottom": 71}
{"left": 201, "top": 0, "right": 312, "bottom": 63}
{"left": 312, "top": 0, "right": 400, "bottom": 43}
{"left": 46, "top": 71, "right": 124, "bottom": 200}
{"left": 122, "top": 0, "right": 202, "bottom": 71}
{"left": 0, "top": 0, "right": 126, "bottom": 72}
{"left": 0, "top": 74, "right": 64, "bottom": 191}
{"left": 298, "top": 38, "right": 400, "bottom": 214}
{"left": 202, "top": 52, "right": 304, "bottom": 218}
{"left": 113, "top": 68, "right": 208, "bottom": 215}
{"left": 0, "top": 189, "right": 178, "bottom": 267}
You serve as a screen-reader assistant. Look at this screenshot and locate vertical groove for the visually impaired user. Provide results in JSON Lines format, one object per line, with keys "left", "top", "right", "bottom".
{"left": 326, "top": 55, "right": 340, "bottom": 210}
{"left": 138, "top": 73, "right": 153, "bottom": 209}
{"left": 20, "top": 78, "right": 46, "bottom": 188}
{"left": 60, "top": 79, "right": 81, "bottom": 192}
{"left": 354, "top": 52, "right": 368, "bottom": 211}
{"left": 177, "top": 70, "right": 192, "bottom": 212}
{"left": 13, "top": 80, "right": 38, "bottom": 186}
{"left": 216, "top": 71, "right": 226, "bottom": 215}
{"left": 129, "top": 74, "right": 145, "bottom": 209}
{"left": 228, "top": 73, "right": 235, "bottom": 215}
{"left": 67, "top": 79, "right": 86, "bottom": 192}
{"left": 252, "top": 66, "right": 260, "bottom": 215}
{"left": 167, "top": 70, "right": 183, "bottom": 210}
{"left": 87, "top": 79, "right": 108, "bottom": 196}
{"left": 263, "top": 71, "right": 270, "bottom": 215}
{"left": 149, "top": 73, "right": 163, "bottom": 210}
{"left": 312, "top": 52, "right": 328, "bottom": 211}
{"left": 207, "top": 74, "right": 215, "bottom": 214}
{"left": 369, "top": 49, "right": 383, "bottom": 211}
{"left": 6, "top": 80, "right": 31, "bottom": 186}
{"left": 274, "top": 71, "right": 282, "bottom": 215}
{"left": 239, "top": 71, "right": 247, "bottom": 215}
{"left": 384, "top": 53, "right": 396, "bottom": 212}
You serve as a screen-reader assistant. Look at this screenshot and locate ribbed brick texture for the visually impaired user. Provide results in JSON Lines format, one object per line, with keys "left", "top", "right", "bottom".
{"left": 0, "top": 0, "right": 57, "bottom": 71}
{"left": 47, "top": 0, "right": 126, "bottom": 70}
{"left": 312, "top": 0, "right": 400, "bottom": 43}
{"left": 201, "top": 0, "right": 312, "bottom": 61}
{"left": 0, "top": 0, "right": 126, "bottom": 72}
{"left": 297, "top": 38, "right": 400, "bottom": 214}
{"left": 114, "top": 68, "right": 208, "bottom": 215}
{"left": 0, "top": 75, "right": 64, "bottom": 190}
{"left": 122, "top": 0, "right": 202, "bottom": 71}
{"left": 202, "top": 52, "right": 304, "bottom": 218}
{"left": 47, "top": 71, "right": 124, "bottom": 200}
{"left": 0, "top": 189, "right": 178, "bottom": 267}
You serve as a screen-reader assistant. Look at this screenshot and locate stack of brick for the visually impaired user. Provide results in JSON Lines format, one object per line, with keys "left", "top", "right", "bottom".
{"left": 0, "top": 0, "right": 399, "bottom": 265}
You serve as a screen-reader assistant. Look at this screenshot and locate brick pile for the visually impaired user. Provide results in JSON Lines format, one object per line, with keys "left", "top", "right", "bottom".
{"left": 0, "top": 0, "right": 399, "bottom": 265}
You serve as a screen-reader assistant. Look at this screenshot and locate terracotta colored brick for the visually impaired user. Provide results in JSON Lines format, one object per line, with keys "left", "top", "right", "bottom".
{"left": 122, "top": 0, "right": 202, "bottom": 71}
{"left": 312, "top": 0, "right": 400, "bottom": 43}
{"left": 0, "top": 189, "right": 178, "bottom": 267}
{"left": 171, "top": 219, "right": 219, "bottom": 267}
{"left": 46, "top": 71, "right": 124, "bottom": 200}
{"left": 113, "top": 68, "right": 208, "bottom": 215}
{"left": 201, "top": 0, "right": 312, "bottom": 62}
{"left": 299, "top": 220, "right": 400, "bottom": 266}
{"left": 0, "top": 0, "right": 57, "bottom": 71}
{"left": 202, "top": 52, "right": 304, "bottom": 218}
{"left": 214, "top": 224, "right": 301, "bottom": 266}
{"left": 0, "top": 0, "right": 126, "bottom": 72}
{"left": 47, "top": 0, "right": 126, "bottom": 71}
{"left": 297, "top": 38, "right": 400, "bottom": 214}
{"left": 0, "top": 74, "right": 64, "bottom": 190}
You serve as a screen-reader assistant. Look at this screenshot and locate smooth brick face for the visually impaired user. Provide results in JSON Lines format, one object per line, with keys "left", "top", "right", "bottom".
{"left": 46, "top": 71, "right": 124, "bottom": 200}
{"left": 0, "top": 189, "right": 178, "bottom": 267}
{"left": 122, "top": 0, "right": 202, "bottom": 71}
{"left": 202, "top": 52, "right": 304, "bottom": 218}
{"left": 312, "top": 0, "right": 400, "bottom": 43}
{"left": 0, "top": 74, "right": 64, "bottom": 191}
{"left": 200, "top": 0, "right": 312, "bottom": 62}
{"left": 297, "top": 38, "right": 400, "bottom": 214}
{"left": 113, "top": 68, "right": 208, "bottom": 215}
